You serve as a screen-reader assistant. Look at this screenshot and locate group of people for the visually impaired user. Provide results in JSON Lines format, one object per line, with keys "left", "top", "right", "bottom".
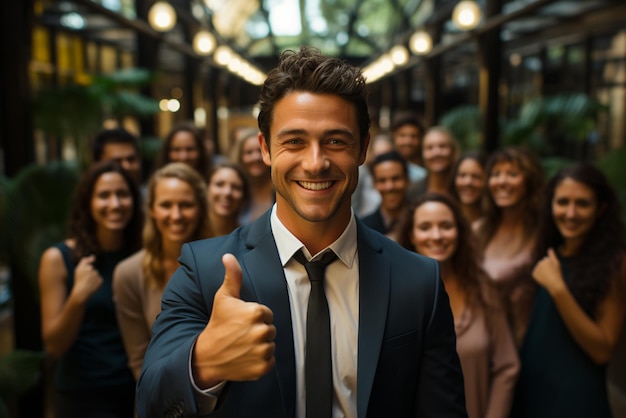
{"left": 36, "top": 46, "right": 624, "bottom": 418}
{"left": 359, "top": 106, "right": 626, "bottom": 417}
{"left": 38, "top": 119, "right": 275, "bottom": 416}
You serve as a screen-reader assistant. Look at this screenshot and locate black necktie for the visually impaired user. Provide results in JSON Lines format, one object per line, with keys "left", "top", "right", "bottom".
{"left": 293, "top": 249, "right": 337, "bottom": 418}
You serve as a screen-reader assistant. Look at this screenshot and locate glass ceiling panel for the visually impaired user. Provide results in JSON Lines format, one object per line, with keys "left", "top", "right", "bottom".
{"left": 207, "top": 0, "right": 424, "bottom": 59}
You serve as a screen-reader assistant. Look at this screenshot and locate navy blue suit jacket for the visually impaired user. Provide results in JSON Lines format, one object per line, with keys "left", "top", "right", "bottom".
{"left": 136, "top": 212, "right": 466, "bottom": 418}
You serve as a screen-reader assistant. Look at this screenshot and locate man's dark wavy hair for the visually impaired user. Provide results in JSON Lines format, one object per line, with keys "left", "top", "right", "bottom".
{"left": 533, "top": 162, "right": 626, "bottom": 317}
{"left": 257, "top": 46, "right": 371, "bottom": 149}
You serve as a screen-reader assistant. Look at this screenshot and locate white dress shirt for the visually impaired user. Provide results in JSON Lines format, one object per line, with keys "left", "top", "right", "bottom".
{"left": 271, "top": 206, "right": 359, "bottom": 418}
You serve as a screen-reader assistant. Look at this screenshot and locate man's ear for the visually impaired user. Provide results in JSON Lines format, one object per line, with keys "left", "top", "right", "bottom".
{"left": 359, "top": 134, "right": 371, "bottom": 166}
{"left": 259, "top": 133, "right": 271, "bottom": 166}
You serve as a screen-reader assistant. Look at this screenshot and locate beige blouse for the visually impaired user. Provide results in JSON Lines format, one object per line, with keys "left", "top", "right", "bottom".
{"left": 455, "top": 304, "right": 520, "bottom": 418}
{"left": 112, "top": 250, "right": 164, "bottom": 380}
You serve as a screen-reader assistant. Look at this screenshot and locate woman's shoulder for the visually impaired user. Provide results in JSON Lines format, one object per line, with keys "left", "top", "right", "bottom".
{"left": 41, "top": 239, "right": 75, "bottom": 263}
{"left": 114, "top": 250, "right": 145, "bottom": 275}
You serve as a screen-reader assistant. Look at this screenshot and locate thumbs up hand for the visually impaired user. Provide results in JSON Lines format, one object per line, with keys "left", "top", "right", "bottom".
{"left": 192, "top": 254, "right": 277, "bottom": 389}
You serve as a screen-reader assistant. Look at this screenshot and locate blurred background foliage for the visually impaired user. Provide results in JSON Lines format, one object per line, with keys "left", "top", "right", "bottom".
{"left": 33, "top": 68, "right": 160, "bottom": 169}
{"left": 440, "top": 93, "right": 625, "bottom": 219}
{"left": 0, "top": 350, "right": 45, "bottom": 418}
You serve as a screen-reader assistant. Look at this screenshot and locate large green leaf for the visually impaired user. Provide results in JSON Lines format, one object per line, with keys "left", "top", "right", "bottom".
{"left": 439, "top": 105, "right": 482, "bottom": 151}
{"left": 2, "top": 162, "right": 80, "bottom": 290}
{"left": 32, "top": 68, "right": 159, "bottom": 164}
{"left": 595, "top": 147, "right": 626, "bottom": 222}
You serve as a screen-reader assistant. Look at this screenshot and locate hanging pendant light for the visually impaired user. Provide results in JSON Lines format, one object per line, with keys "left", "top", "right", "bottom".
{"left": 410, "top": 30, "right": 433, "bottom": 55}
{"left": 452, "top": 0, "right": 482, "bottom": 30}
{"left": 193, "top": 30, "right": 217, "bottom": 55}
{"left": 148, "top": 1, "right": 177, "bottom": 32}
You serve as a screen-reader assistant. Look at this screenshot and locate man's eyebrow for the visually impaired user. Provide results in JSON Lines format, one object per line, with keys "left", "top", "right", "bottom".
{"left": 275, "top": 128, "right": 307, "bottom": 138}
{"left": 275, "top": 128, "right": 354, "bottom": 138}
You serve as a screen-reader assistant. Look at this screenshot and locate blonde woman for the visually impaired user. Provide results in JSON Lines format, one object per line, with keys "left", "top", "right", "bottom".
{"left": 230, "top": 127, "right": 275, "bottom": 224}
{"left": 409, "top": 126, "right": 459, "bottom": 200}
{"left": 113, "top": 162, "right": 210, "bottom": 379}
{"left": 206, "top": 162, "right": 250, "bottom": 237}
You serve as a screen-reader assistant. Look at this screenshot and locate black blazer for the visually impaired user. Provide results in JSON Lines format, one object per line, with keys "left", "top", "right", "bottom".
{"left": 136, "top": 212, "right": 467, "bottom": 418}
{"left": 361, "top": 208, "right": 387, "bottom": 235}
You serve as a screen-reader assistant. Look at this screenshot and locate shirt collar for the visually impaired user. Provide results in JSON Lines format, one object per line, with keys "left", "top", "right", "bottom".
{"left": 270, "top": 203, "right": 358, "bottom": 269}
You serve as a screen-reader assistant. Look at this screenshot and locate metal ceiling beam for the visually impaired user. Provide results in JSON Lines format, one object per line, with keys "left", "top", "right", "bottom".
{"left": 68, "top": 0, "right": 197, "bottom": 57}
{"left": 505, "top": 1, "right": 626, "bottom": 53}
{"left": 339, "top": 0, "right": 367, "bottom": 56}
{"left": 424, "top": 0, "right": 557, "bottom": 58}
{"left": 259, "top": 0, "right": 280, "bottom": 57}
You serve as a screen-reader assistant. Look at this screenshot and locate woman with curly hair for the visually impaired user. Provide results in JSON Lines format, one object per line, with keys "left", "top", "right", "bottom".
{"left": 38, "top": 160, "right": 143, "bottom": 417}
{"left": 475, "top": 146, "right": 544, "bottom": 344}
{"left": 410, "top": 193, "right": 519, "bottom": 418}
{"left": 155, "top": 121, "right": 212, "bottom": 181}
{"left": 449, "top": 151, "right": 488, "bottom": 226}
{"left": 113, "top": 162, "right": 211, "bottom": 379}
{"left": 511, "top": 163, "right": 626, "bottom": 418}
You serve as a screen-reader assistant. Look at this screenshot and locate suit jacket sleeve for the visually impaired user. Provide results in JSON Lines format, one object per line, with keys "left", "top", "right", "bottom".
{"left": 414, "top": 272, "right": 468, "bottom": 417}
{"left": 136, "top": 242, "right": 222, "bottom": 418}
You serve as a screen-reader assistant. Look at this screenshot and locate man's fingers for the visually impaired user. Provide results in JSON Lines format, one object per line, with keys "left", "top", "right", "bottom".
{"left": 220, "top": 253, "right": 243, "bottom": 299}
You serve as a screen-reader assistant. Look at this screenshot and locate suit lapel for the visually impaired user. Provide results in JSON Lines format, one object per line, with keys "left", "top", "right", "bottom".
{"left": 240, "top": 213, "right": 296, "bottom": 418}
{"left": 356, "top": 223, "right": 390, "bottom": 418}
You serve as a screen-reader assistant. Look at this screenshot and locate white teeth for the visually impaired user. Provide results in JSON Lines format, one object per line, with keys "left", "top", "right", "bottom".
{"left": 299, "top": 181, "right": 332, "bottom": 190}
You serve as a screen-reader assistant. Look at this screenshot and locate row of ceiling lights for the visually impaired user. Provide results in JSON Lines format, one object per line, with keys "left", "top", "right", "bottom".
{"left": 147, "top": 1, "right": 266, "bottom": 86}
{"left": 147, "top": 0, "right": 480, "bottom": 86}
{"left": 363, "top": 0, "right": 482, "bottom": 83}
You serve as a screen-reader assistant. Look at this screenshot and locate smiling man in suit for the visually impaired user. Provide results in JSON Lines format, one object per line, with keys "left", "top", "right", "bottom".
{"left": 136, "top": 46, "right": 467, "bottom": 418}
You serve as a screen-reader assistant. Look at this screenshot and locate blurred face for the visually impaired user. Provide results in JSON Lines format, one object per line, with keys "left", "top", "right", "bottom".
{"left": 368, "top": 139, "right": 393, "bottom": 160}
{"left": 552, "top": 177, "right": 599, "bottom": 246}
{"left": 422, "top": 131, "right": 454, "bottom": 174}
{"left": 393, "top": 124, "right": 421, "bottom": 162}
{"left": 100, "top": 143, "right": 141, "bottom": 185}
{"left": 91, "top": 172, "right": 134, "bottom": 232}
{"left": 488, "top": 161, "right": 526, "bottom": 208}
{"left": 241, "top": 135, "right": 269, "bottom": 179}
{"left": 411, "top": 201, "right": 458, "bottom": 263}
{"left": 208, "top": 167, "right": 246, "bottom": 218}
{"left": 150, "top": 177, "right": 201, "bottom": 244}
{"left": 259, "top": 92, "right": 368, "bottom": 233}
{"left": 455, "top": 158, "right": 486, "bottom": 205}
{"left": 169, "top": 131, "right": 200, "bottom": 169}
{"left": 372, "top": 160, "right": 409, "bottom": 213}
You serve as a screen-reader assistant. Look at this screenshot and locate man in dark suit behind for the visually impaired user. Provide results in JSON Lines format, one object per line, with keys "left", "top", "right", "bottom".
{"left": 136, "top": 46, "right": 467, "bottom": 418}
{"left": 362, "top": 150, "right": 413, "bottom": 248}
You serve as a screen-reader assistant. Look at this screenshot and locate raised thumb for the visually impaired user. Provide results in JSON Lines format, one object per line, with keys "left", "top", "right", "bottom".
{"left": 219, "top": 253, "right": 243, "bottom": 299}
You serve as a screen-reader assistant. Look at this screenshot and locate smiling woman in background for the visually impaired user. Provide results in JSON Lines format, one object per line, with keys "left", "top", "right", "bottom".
{"left": 38, "top": 161, "right": 143, "bottom": 418}
{"left": 475, "top": 146, "right": 544, "bottom": 344}
{"left": 155, "top": 121, "right": 211, "bottom": 181}
{"left": 230, "top": 127, "right": 275, "bottom": 224}
{"left": 206, "top": 162, "right": 250, "bottom": 237}
{"left": 411, "top": 126, "right": 459, "bottom": 198}
{"left": 449, "top": 151, "right": 487, "bottom": 226}
{"left": 410, "top": 192, "right": 519, "bottom": 418}
{"left": 512, "top": 163, "right": 626, "bottom": 418}
{"left": 113, "top": 162, "right": 210, "bottom": 379}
